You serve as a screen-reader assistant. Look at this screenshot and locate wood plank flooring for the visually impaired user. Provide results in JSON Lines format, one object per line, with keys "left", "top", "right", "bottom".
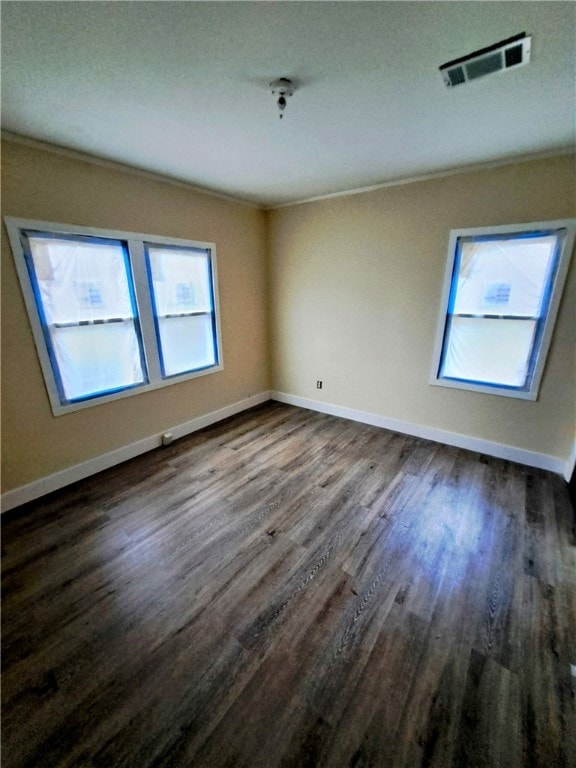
{"left": 2, "top": 402, "right": 575, "bottom": 768}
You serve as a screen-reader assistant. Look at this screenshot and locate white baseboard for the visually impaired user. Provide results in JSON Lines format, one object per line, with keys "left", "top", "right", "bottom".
{"left": 270, "top": 391, "right": 567, "bottom": 475}
{"left": 3, "top": 389, "right": 569, "bottom": 513}
{"left": 1, "top": 391, "right": 271, "bottom": 513}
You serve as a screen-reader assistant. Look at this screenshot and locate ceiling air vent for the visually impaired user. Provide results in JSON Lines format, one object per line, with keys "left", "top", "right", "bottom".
{"left": 440, "top": 33, "right": 531, "bottom": 88}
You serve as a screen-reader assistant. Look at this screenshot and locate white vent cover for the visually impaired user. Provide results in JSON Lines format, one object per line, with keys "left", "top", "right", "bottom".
{"left": 440, "top": 33, "right": 531, "bottom": 88}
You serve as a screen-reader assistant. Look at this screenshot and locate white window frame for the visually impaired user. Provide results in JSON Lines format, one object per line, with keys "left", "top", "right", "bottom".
{"left": 5, "top": 217, "right": 223, "bottom": 416}
{"left": 430, "top": 219, "right": 575, "bottom": 400}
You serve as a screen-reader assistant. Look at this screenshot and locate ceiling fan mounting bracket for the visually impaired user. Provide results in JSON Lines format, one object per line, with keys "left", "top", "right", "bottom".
{"left": 270, "top": 78, "right": 295, "bottom": 119}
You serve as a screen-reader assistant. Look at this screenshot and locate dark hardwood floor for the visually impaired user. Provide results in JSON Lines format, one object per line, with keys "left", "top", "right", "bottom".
{"left": 2, "top": 402, "right": 575, "bottom": 768}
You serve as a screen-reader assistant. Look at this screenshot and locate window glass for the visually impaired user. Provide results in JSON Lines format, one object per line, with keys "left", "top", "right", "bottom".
{"left": 452, "top": 235, "right": 557, "bottom": 317}
{"left": 156, "top": 315, "right": 217, "bottom": 376}
{"left": 145, "top": 244, "right": 218, "bottom": 378}
{"left": 24, "top": 233, "right": 146, "bottom": 403}
{"left": 441, "top": 317, "right": 536, "bottom": 387}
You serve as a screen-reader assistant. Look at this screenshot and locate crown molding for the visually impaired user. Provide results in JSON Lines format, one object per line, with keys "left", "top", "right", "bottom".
{"left": 1, "top": 130, "right": 262, "bottom": 210}
{"left": 268, "top": 146, "right": 575, "bottom": 210}
{"left": 2, "top": 130, "right": 573, "bottom": 212}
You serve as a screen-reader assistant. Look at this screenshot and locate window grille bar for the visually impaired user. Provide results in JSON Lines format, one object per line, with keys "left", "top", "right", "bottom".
{"left": 449, "top": 313, "right": 537, "bottom": 321}
{"left": 53, "top": 318, "right": 131, "bottom": 328}
{"left": 160, "top": 311, "right": 211, "bottom": 319}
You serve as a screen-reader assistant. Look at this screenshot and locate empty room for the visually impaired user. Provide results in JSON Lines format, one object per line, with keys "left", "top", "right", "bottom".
{"left": 1, "top": 2, "right": 575, "bottom": 767}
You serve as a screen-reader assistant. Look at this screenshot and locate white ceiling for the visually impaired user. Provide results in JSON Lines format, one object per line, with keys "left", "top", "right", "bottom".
{"left": 2, "top": 1, "right": 575, "bottom": 207}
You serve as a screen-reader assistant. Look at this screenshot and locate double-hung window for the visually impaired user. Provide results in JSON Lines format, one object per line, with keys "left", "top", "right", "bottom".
{"left": 431, "top": 220, "right": 575, "bottom": 399}
{"left": 145, "top": 243, "right": 219, "bottom": 378}
{"left": 5, "top": 218, "right": 222, "bottom": 415}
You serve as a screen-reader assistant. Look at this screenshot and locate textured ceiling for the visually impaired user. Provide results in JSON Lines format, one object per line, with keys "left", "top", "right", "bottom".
{"left": 2, "top": 1, "right": 575, "bottom": 206}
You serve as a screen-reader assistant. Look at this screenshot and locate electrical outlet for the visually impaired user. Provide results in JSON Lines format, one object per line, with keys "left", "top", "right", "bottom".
{"left": 316, "top": 380, "right": 322, "bottom": 389}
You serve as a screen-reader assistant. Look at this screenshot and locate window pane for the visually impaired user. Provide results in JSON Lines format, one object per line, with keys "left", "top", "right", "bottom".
{"left": 453, "top": 234, "right": 558, "bottom": 317}
{"left": 146, "top": 244, "right": 219, "bottom": 378}
{"left": 24, "top": 233, "right": 146, "bottom": 402}
{"left": 27, "top": 236, "right": 137, "bottom": 323}
{"left": 146, "top": 245, "right": 213, "bottom": 315}
{"left": 441, "top": 317, "right": 536, "bottom": 387}
{"left": 157, "top": 315, "right": 216, "bottom": 376}
{"left": 51, "top": 322, "right": 145, "bottom": 401}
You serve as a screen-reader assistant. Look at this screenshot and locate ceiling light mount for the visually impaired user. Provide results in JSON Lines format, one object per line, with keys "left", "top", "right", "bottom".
{"left": 270, "top": 78, "right": 294, "bottom": 119}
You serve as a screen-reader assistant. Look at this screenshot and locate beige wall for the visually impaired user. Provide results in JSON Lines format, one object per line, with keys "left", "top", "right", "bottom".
{"left": 269, "top": 155, "right": 576, "bottom": 462}
{"left": 1, "top": 139, "right": 269, "bottom": 492}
